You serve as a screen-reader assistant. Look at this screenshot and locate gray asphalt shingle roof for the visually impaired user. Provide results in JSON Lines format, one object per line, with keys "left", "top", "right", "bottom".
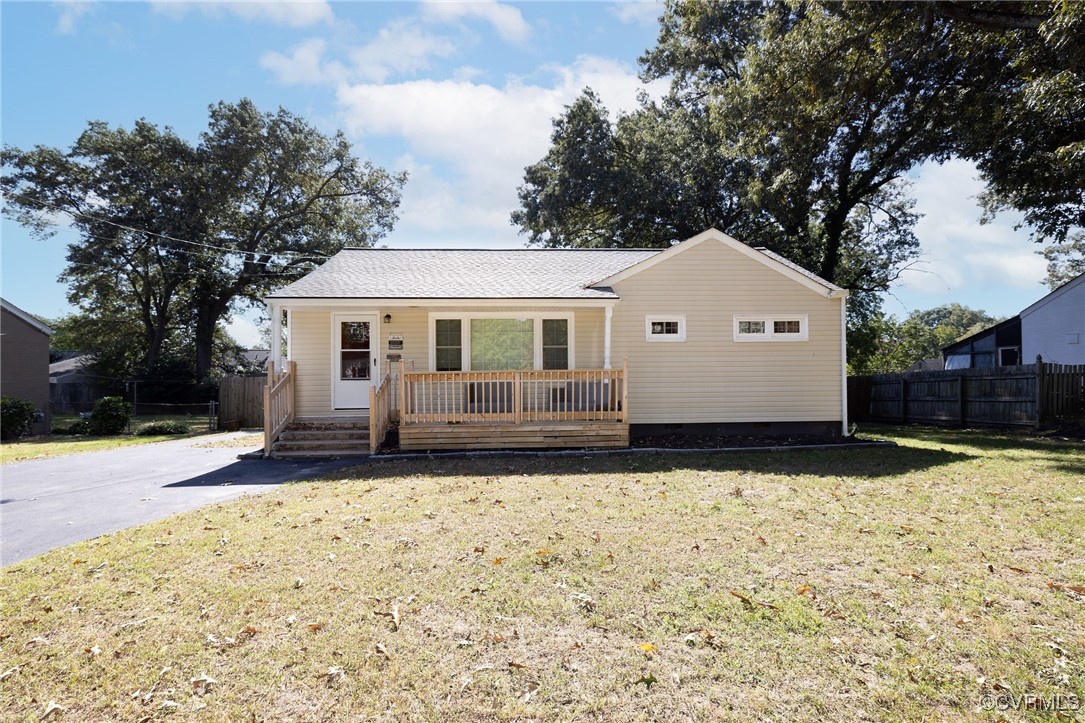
{"left": 267, "top": 248, "right": 664, "bottom": 300}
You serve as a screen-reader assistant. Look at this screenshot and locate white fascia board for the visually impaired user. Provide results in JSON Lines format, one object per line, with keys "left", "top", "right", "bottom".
{"left": 1019, "top": 273, "right": 1084, "bottom": 318}
{"left": 591, "top": 228, "right": 848, "bottom": 299}
{"left": 0, "top": 298, "right": 55, "bottom": 335}
{"left": 263, "top": 297, "right": 620, "bottom": 310}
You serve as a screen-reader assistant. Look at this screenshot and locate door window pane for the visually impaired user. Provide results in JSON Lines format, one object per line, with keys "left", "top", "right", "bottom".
{"left": 340, "top": 321, "right": 370, "bottom": 379}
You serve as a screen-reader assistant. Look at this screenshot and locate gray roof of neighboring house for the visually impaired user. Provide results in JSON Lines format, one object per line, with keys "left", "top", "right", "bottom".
{"left": 267, "top": 248, "right": 664, "bottom": 300}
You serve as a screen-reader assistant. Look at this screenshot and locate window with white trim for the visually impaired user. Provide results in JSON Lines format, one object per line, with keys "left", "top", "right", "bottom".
{"left": 429, "top": 313, "right": 573, "bottom": 371}
{"left": 733, "top": 314, "right": 808, "bottom": 341}
{"left": 645, "top": 315, "right": 686, "bottom": 342}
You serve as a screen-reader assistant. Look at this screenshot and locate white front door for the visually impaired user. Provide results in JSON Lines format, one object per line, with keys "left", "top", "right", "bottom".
{"left": 332, "top": 314, "right": 377, "bottom": 409}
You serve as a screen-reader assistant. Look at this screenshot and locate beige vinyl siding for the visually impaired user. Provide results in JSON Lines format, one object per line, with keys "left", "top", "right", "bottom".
{"left": 611, "top": 238, "right": 843, "bottom": 425}
{"left": 288, "top": 306, "right": 608, "bottom": 417}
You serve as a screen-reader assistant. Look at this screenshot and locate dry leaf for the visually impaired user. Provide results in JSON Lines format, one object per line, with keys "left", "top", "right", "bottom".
{"left": 41, "top": 702, "right": 65, "bottom": 719}
{"left": 591, "top": 530, "right": 601, "bottom": 543}
{"left": 0, "top": 666, "right": 19, "bottom": 681}
{"left": 824, "top": 609, "right": 846, "bottom": 620}
{"left": 640, "top": 643, "right": 657, "bottom": 655}
{"left": 323, "top": 666, "right": 345, "bottom": 687}
{"left": 508, "top": 660, "right": 528, "bottom": 670}
{"left": 492, "top": 557, "right": 506, "bottom": 565}
{"left": 1008, "top": 566, "right": 1028, "bottom": 574}
{"left": 85, "top": 644, "right": 102, "bottom": 657}
{"left": 900, "top": 571, "right": 924, "bottom": 581}
{"left": 730, "top": 590, "right": 753, "bottom": 606}
{"left": 756, "top": 534, "right": 767, "bottom": 545}
{"left": 190, "top": 674, "right": 216, "bottom": 695}
{"left": 858, "top": 527, "right": 874, "bottom": 534}
{"left": 1047, "top": 582, "right": 1085, "bottom": 594}
{"left": 536, "top": 549, "right": 550, "bottom": 555}
{"left": 307, "top": 622, "right": 324, "bottom": 632}
{"left": 796, "top": 585, "right": 813, "bottom": 596}
{"left": 375, "top": 643, "right": 391, "bottom": 661}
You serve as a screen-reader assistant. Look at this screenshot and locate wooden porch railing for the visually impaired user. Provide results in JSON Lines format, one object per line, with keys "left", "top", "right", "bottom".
{"left": 369, "top": 372, "right": 393, "bottom": 454}
{"left": 399, "top": 359, "right": 627, "bottom": 425}
{"left": 263, "top": 360, "right": 296, "bottom": 455}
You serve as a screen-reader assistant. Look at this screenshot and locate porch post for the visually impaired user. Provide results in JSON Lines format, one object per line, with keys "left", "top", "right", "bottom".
{"left": 270, "top": 302, "right": 282, "bottom": 373}
{"left": 604, "top": 305, "right": 613, "bottom": 369}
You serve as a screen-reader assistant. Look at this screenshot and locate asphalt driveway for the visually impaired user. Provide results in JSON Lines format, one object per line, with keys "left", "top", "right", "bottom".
{"left": 0, "top": 433, "right": 366, "bottom": 565}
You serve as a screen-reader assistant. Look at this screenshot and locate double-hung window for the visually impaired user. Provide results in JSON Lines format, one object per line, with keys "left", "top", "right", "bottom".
{"left": 430, "top": 314, "right": 573, "bottom": 371}
{"left": 733, "top": 314, "right": 808, "bottom": 342}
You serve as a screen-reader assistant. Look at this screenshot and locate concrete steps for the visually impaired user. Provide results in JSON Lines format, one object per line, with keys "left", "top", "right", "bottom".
{"left": 269, "top": 417, "right": 370, "bottom": 459}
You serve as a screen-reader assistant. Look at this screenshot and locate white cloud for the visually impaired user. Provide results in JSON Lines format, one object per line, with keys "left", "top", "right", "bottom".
{"left": 150, "top": 1, "right": 333, "bottom": 27}
{"left": 224, "top": 315, "right": 263, "bottom": 348}
{"left": 260, "top": 38, "right": 344, "bottom": 86}
{"left": 54, "top": 0, "right": 93, "bottom": 34}
{"left": 421, "top": 0, "right": 531, "bottom": 44}
{"left": 335, "top": 55, "right": 664, "bottom": 244}
{"left": 896, "top": 158, "right": 1047, "bottom": 295}
{"left": 348, "top": 19, "right": 457, "bottom": 83}
{"left": 610, "top": 1, "right": 664, "bottom": 27}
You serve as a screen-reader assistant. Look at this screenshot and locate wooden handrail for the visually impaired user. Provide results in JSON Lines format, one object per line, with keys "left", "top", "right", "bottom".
{"left": 369, "top": 372, "right": 393, "bottom": 454}
{"left": 400, "top": 367, "right": 626, "bottom": 425}
{"left": 263, "top": 360, "right": 296, "bottom": 455}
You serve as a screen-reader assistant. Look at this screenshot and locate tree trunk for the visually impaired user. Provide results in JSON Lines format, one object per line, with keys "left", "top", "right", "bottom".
{"left": 193, "top": 301, "right": 228, "bottom": 380}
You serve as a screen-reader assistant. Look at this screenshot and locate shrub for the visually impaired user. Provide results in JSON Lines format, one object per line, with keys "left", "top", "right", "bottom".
{"left": 1, "top": 396, "right": 38, "bottom": 440}
{"left": 53, "top": 420, "right": 93, "bottom": 435}
{"left": 135, "top": 420, "right": 190, "bottom": 436}
{"left": 89, "top": 396, "right": 132, "bottom": 435}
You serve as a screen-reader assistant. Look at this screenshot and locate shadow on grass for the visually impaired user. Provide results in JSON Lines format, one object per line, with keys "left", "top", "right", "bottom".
{"left": 162, "top": 457, "right": 366, "bottom": 488}
{"left": 349, "top": 443, "right": 972, "bottom": 481}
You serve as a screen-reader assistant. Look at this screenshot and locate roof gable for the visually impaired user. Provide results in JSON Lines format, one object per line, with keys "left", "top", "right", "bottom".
{"left": 1019, "top": 272, "right": 1085, "bottom": 318}
{"left": 590, "top": 228, "right": 847, "bottom": 298}
{"left": 1, "top": 298, "right": 55, "bottom": 336}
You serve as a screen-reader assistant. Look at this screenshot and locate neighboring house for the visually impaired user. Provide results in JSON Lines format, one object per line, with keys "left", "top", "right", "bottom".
{"left": 1020, "top": 272, "right": 1085, "bottom": 365}
{"left": 1, "top": 298, "right": 54, "bottom": 434}
{"left": 942, "top": 271, "right": 1085, "bottom": 368}
{"left": 262, "top": 229, "right": 849, "bottom": 452}
{"left": 49, "top": 353, "right": 99, "bottom": 411}
{"left": 943, "top": 317, "right": 1022, "bottom": 369}
{"left": 906, "top": 358, "right": 944, "bottom": 373}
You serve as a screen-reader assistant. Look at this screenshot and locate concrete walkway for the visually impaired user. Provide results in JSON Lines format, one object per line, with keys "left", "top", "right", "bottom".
{"left": 0, "top": 433, "right": 365, "bottom": 565}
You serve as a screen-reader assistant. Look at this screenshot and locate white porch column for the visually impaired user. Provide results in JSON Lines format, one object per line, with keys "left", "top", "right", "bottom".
{"left": 604, "top": 305, "right": 613, "bottom": 369}
{"left": 270, "top": 302, "right": 282, "bottom": 373}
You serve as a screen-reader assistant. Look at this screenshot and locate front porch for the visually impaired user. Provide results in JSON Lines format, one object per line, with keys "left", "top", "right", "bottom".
{"left": 263, "top": 361, "right": 629, "bottom": 455}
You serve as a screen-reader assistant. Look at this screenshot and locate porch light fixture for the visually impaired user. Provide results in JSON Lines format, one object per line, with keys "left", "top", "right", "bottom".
{"left": 383, "top": 314, "right": 392, "bottom": 324}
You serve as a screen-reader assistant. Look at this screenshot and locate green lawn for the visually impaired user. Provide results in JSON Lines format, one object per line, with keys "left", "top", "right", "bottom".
{"left": 1, "top": 426, "right": 1082, "bottom": 721}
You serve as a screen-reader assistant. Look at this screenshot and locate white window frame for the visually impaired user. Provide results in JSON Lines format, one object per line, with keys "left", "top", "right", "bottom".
{"left": 645, "top": 314, "right": 686, "bottom": 342}
{"left": 428, "top": 312, "right": 575, "bottom": 371}
{"left": 733, "top": 314, "right": 809, "bottom": 342}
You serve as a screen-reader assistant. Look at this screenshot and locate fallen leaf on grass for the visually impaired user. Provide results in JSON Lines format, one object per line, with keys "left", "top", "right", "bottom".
{"left": 375, "top": 643, "right": 391, "bottom": 661}
{"left": 374, "top": 605, "right": 400, "bottom": 631}
{"left": 796, "top": 585, "right": 814, "bottom": 597}
{"left": 729, "top": 590, "right": 779, "bottom": 610}
{"left": 640, "top": 643, "right": 657, "bottom": 656}
{"left": 323, "top": 666, "right": 345, "bottom": 687}
{"left": 85, "top": 644, "right": 101, "bottom": 657}
{"left": 858, "top": 527, "right": 875, "bottom": 534}
{"left": 631, "top": 673, "right": 657, "bottom": 689}
{"left": 307, "top": 623, "right": 324, "bottom": 632}
{"left": 508, "top": 660, "right": 528, "bottom": 670}
{"left": 492, "top": 557, "right": 506, "bottom": 565}
{"left": 190, "top": 674, "right": 216, "bottom": 695}
{"left": 0, "top": 666, "right": 19, "bottom": 681}
{"left": 1008, "top": 566, "right": 1029, "bottom": 574}
{"left": 1047, "top": 582, "right": 1085, "bottom": 594}
{"left": 590, "top": 530, "right": 601, "bottom": 543}
{"left": 900, "top": 571, "right": 925, "bottom": 581}
{"left": 40, "top": 702, "right": 65, "bottom": 720}
{"left": 823, "top": 609, "right": 846, "bottom": 620}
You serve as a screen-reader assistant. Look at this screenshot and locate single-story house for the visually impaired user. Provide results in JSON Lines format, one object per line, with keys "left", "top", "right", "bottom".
{"left": 1, "top": 297, "right": 54, "bottom": 434}
{"left": 942, "top": 271, "right": 1084, "bottom": 368}
{"left": 262, "top": 228, "right": 849, "bottom": 455}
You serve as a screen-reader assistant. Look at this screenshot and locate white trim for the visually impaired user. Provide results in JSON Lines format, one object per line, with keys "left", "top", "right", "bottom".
{"left": 840, "top": 296, "right": 848, "bottom": 437}
{"left": 733, "top": 314, "right": 809, "bottom": 342}
{"left": 285, "top": 308, "right": 293, "bottom": 363}
{"left": 592, "top": 228, "right": 847, "bottom": 298}
{"left": 330, "top": 312, "right": 378, "bottom": 410}
{"left": 266, "top": 297, "right": 618, "bottom": 309}
{"left": 645, "top": 314, "right": 687, "bottom": 342}
{"left": 270, "top": 302, "right": 282, "bottom": 373}
{"left": 428, "top": 311, "right": 576, "bottom": 372}
{"left": 604, "top": 305, "right": 613, "bottom": 369}
{"left": 0, "top": 298, "right": 55, "bottom": 336}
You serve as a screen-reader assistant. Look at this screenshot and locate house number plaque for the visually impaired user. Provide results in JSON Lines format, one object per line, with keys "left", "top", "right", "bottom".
{"left": 387, "top": 335, "right": 404, "bottom": 350}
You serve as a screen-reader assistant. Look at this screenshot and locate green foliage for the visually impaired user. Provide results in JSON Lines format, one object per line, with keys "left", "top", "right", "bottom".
{"left": 135, "top": 420, "right": 190, "bottom": 436}
{"left": 89, "top": 396, "right": 132, "bottom": 435}
{"left": 848, "top": 304, "right": 1000, "bottom": 375}
{"left": 1040, "top": 232, "right": 1085, "bottom": 289}
{"left": 2, "top": 98, "right": 406, "bottom": 381}
{"left": 1, "top": 396, "right": 38, "bottom": 440}
{"left": 53, "top": 420, "right": 93, "bottom": 436}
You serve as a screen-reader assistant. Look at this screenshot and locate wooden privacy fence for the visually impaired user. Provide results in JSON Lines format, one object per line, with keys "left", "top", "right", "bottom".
{"left": 849, "top": 359, "right": 1085, "bottom": 427}
{"left": 218, "top": 375, "right": 267, "bottom": 427}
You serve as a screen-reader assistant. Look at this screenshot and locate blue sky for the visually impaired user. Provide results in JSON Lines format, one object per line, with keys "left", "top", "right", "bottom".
{"left": 1, "top": 1, "right": 1051, "bottom": 347}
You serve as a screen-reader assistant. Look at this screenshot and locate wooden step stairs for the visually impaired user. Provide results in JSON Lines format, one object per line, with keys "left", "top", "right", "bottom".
{"left": 269, "top": 418, "right": 371, "bottom": 459}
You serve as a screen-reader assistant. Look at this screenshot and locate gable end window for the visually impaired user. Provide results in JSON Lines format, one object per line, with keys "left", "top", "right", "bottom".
{"left": 733, "top": 314, "right": 808, "bottom": 342}
{"left": 645, "top": 315, "right": 686, "bottom": 342}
